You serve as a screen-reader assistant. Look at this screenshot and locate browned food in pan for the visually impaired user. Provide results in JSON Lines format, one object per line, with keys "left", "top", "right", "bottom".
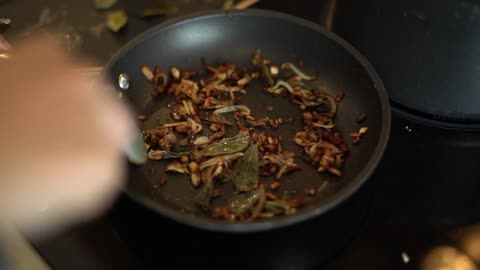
{"left": 139, "top": 51, "right": 367, "bottom": 221}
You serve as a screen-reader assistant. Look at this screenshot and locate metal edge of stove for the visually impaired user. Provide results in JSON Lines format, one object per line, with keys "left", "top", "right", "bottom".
{"left": 391, "top": 102, "right": 480, "bottom": 131}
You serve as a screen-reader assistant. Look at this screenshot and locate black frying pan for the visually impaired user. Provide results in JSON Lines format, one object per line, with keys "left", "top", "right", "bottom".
{"left": 105, "top": 9, "right": 390, "bottom": 232}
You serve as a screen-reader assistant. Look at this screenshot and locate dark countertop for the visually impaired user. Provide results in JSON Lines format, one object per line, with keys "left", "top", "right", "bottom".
{"left": 0, "top": 0, "right": 327, "bottom": 64}
{"left": 1, "top": 0, "right": 229, "bottom": 63}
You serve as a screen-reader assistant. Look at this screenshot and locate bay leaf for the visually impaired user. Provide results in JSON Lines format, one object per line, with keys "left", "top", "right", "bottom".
{"left": 194, "top": 132, "right": 249, "bottom": 158}
{"left": 227, "top": 189, "right": 262, "bottom": 216}
{"left": 194, "top": 181, "right": 214, "bottom": 211}
{"left": 232, "top": 144, "right": 259, "bottom": 192}
{"left": 264, "top": 200, "right": 292, "bottom": 215}
{"left": 147, "top": 150, "right": 190, "bottom": 160}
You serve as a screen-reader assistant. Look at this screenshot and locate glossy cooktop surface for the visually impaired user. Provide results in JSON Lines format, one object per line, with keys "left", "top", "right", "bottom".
{"left": 334, "top": 0, "right": 480, "bottom": 129}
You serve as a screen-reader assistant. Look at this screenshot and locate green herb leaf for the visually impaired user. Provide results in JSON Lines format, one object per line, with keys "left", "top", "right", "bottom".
{"left": 260, "top": 62, "right": 274, "bottom": 87}
{"left": 171, "top": 144, "right": 190, "bottom": 153}
{"left": 194, "top": 181, "right": 214, "bottom": 211}
{"left": 248, "top": 185, "right": 265, "bottom": 221}
{"left": 232, "top": 144, "right": 259, "bottom": 192}
{"left": 253, "top": 56, "right": 274, "bottom": 87}
{"left": 194, "top": 132, "right": 249, "bottom": 158}
{"left": 106, "top": 10, "right": 127, "bottom": 32}
{"left": 148, "top": 150, "right": 190, "bottom": 160}
{"left": 227, "top": 189, "right": 262, "bottom": 216}
{"left": 264, "top": 200, "right": 298, "bottom": 216}
{"left": 94, "top": 0, "right": 117, "bottom": 9}
{"left": 264, "top": 200, "right": 292, "bottom": 215}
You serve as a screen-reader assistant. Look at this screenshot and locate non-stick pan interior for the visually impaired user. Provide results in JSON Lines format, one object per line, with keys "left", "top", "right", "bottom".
{"left": 106, "top": 9, "right": 390, "bottom": 232}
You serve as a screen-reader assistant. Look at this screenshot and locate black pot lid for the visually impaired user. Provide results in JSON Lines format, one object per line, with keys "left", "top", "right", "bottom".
{"left": 333, "top": 0, "right": 480, "bottom": 129}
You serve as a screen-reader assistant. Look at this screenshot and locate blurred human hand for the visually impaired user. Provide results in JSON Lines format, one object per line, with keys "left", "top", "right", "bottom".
{"left": 0, "top": 36, "right": 136, "bottom": 238}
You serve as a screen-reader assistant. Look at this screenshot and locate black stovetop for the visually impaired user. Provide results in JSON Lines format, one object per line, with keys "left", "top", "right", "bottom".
{"left": 107, "top": 113, "right": 480, "bottom": 270}
{"left": 3, "top": 1, "right": 480, "bottom": 269}
{"left": 33, "top": 115, "right": 480, "bottom": 270}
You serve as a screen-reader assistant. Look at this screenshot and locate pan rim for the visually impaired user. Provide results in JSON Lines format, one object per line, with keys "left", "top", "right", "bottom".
{"left": 105, "top": 8, "right": 391, "bottom": 233}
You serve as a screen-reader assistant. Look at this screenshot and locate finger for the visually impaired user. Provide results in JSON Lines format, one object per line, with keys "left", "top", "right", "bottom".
{"left": 94, "top": 85, "right": 147, "bottom": 165}
{"left": 86, "top": 77, "right": 137, "bottom": 152}
{"left": 14, "top": 149, "right": 126, "bottom": 239}
{"left": 10, "top": 34, "right": 76, "bottom": 79}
